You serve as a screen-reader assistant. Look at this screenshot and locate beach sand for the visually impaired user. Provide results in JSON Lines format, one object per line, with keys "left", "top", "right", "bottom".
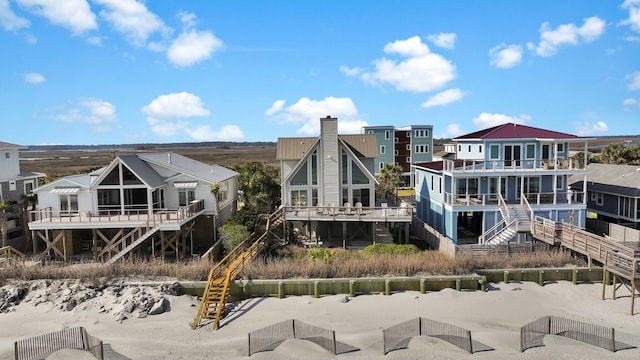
{"left": 1, "top": 281, "right": 639, "bottom": 359}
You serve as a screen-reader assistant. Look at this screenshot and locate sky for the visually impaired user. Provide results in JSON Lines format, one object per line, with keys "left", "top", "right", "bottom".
{"left": 1, "top": 0, "right": 640, "bottom": 146}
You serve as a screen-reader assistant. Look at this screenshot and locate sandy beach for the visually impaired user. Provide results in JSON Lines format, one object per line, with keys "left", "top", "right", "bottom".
{"left": 1, "top": 280, "right": 639, "bottom": 360}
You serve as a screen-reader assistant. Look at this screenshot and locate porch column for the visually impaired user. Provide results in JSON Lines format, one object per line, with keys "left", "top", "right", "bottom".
{"left": 147, "top": 189, "right": 153, "bottom": 215}
{"left": 342, "top": 222, "right": 347, "bottom": 249}
{"left": 92, "top": 229, "right": 97, "bottom": 261}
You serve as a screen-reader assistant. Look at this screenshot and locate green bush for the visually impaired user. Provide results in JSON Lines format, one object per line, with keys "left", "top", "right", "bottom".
{"left": 219, "top": 223, "right": 250, "bottom": 252}
{"left": 362, "top": 243, "right": 419, "bottom": 255}
{"left": 308, "top": 247, "right": 335, "bottom": 262}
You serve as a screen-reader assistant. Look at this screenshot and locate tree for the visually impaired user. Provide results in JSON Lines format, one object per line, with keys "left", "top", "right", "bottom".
{"left": 232, "top": 161, "right": 280, "bottom": 212}
{"left": 599, "top": 143, "right": 630, "bottom": 164}
{"left": 210, "top": 183, "right": 221, "bottom": 242}
{"left": 20, "top": 193, "right": 37, "bottom": 252}
{"left": 226, "top": 203, "right": 258, "bottom": 232}
{"left": 0, "top": 201, "right": 18, "bottom": 248}
{"left": 376, "top": 164, "right": 403, "bottom": 204}
{"left": 218, "top": 223, "right": 250, "bottom": 252}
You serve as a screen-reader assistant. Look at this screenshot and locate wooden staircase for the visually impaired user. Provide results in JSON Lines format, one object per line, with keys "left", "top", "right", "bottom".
{"left": 0, "top": 245, "right": 25, "bottom": 264}
{"left": 192, "top": 208, "right": 285, "bottom": 330}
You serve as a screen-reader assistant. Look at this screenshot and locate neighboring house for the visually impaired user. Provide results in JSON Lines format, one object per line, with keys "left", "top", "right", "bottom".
{"left": 432, "top": 143, "right": 457, "bottom": 162}
{"left": 362, "top": 124, "right": 434, "bottom": 188}
{"left": 30, "top": 152, "right": 239, "bottom": 262}
{"left": 569, "top": 163, "right": 640, "bottom": 227}
{"left": 277, "top": 116, "right": 413, "bottom": 247}
{"left": 413, "top": 123, "right": 589, "bottom": 248}
{"left": 0, "top": 141, "right": 45, "bottom": 248}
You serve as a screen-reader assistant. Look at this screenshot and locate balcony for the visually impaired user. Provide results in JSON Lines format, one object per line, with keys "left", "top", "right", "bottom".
{"left": 442, "top": 158, "right": 586, "bottom": 174}
{"left": 444, "top": 191, "right": 585, "bottom": 207}
{"left": 28, "top": 199, "right": 206, "bottom": 230}
{"left": 284, "top": 203, "right": 413, "bottom": 223}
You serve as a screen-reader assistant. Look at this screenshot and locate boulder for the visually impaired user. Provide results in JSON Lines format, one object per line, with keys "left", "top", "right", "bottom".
{"left": 148, "top": 297, "right": 167, "bottom": 315}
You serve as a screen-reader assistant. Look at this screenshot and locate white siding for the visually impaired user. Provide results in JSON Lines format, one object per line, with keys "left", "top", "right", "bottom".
{"left": 0, "top": 148, "right": 20, "bottom": 181}
{"left": 320, "top": 117, "right": 340, "bottom": 206}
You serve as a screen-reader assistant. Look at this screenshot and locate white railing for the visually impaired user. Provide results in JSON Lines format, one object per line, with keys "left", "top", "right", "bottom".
{"left": 442, "top": 158, "right": 586, "bottom": 173}
{"left": 283, "top": 203, "right": 413, "bottom": 221}
{"left": 30, "top": 199, "right": 205, "bottom": 224}
{"left": 521, "top": 192, "right": 534, "bottom": 232}
{"left": 479, "top": 217, "right": 518, "bottom": 245}
{"left": 498, "top": 193, "right": 510, "bottom": 219}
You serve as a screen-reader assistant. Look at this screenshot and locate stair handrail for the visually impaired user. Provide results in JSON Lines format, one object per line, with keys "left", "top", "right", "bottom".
{"left": 98, "top": 221, "right": 150, "bottom": 260}
{"left": 520, "top": 192, "right": 534, "bottom": 231}
{"left": 498, "top": 193, "right": 510, "bottom": 219}
{"left": 486, "top": 217, "right": 519, "bottom": 245}
{"left": 0, "top": 245, "right": 25, "bottom": 259}
{"left": 478, "top": 216, "right": 516, "bottom": 244}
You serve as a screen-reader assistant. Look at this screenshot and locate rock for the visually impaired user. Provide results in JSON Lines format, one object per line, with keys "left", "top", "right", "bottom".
{"left": 64, "top": 299, "right": 77, "bottom": 311}
{"left": 0, "top": 284, "right": 28, "bottom": 313}
{"left": 337, "top": 295, "right": 350, "bottom": 303}
{"left": 114, "top": 312, "right": 127, "bottom": 323}
{"left": 130, "top": 287, "right": 140, "bottom": 295}
{"left": 148, "top": 297, "right": 167, "bottom": 315}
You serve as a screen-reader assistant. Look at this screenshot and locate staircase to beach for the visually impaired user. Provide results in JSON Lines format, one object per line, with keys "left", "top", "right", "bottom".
{"left": 192, "top": 208, "right": 285, "bottom": 330}
{"left": 482, "top": 198, "right": 533, "bottom": 246}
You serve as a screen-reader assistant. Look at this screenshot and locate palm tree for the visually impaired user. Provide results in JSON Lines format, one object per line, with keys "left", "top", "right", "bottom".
{"left": 210, "top": 183, "right": 220, "bottom": 243}
{"left": 376, "top": 163, "right": 403, "bottom": 204}
{"left": 0, "top": 201, "right": 18, "bottom": 248}
{"left": 21, "top": 193, "right": 37, "bottom": 252}
{"left": 599, "top": 143, "right": 629, "bottom": 164}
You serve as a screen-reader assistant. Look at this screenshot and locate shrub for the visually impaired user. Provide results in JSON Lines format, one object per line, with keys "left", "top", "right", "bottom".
{"left": 308, "top": 247, "right": 335, "bottom": 262}
{"left": 362, "top": 243, "right": 419, "bottom": 255}
{"left": 219, "top": 223, "right": 250, "bottom": 252}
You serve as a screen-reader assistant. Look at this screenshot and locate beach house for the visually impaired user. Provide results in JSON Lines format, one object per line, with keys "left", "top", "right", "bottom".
{"left": 0, "top": 141, "right": 45, "bottom": 248}
{"left": 413, "top": 123, "right": 590, "bottom": 249}
{"left": 277, "top": 116, "right": 413, "bottom": 248}
{"left": 29, "top": 152, "right": 239, "bottom": 262}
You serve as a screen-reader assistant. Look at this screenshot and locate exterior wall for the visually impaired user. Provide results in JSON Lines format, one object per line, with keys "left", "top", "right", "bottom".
{"left": 362, "top": 126, "right": 394, "bottom": 175}
{"left": 455, "top": 141, "right": 484, "bottom": 160}
{"left": 410, "top": 125, "right": 433, "bottom": 164}
{"left": 320, "top": 118, "right": 340, "bottom": 206}
{"left": 0, "top": 147, "right": 20, "bottom": 181}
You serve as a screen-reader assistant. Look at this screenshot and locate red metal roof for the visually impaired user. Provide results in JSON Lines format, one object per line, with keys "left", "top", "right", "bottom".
{"left": 454, "top": 123, "right": 579, "bottom": 140}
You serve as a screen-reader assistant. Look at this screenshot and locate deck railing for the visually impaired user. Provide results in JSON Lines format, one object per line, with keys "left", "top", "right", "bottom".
{"left": 444, "top": 191, "right": 584, "bottom": 207}
{"left": 443, "top": 158, "right": 586, "bottom": 173}
{"left": 283, "top": 203, "right": 413, "bottom": 221}
{"left": 29, "top": 199, "right": 205, "bottom": 224}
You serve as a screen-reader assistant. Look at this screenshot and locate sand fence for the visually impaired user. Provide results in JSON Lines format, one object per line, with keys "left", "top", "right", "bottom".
{"left": 14, "top": 326, "right": 103, "bottom": 360}
{"left": 520, "top": 315, "right": 637, "bottom": 352}
{"left": 382, "top": 317, "right": 493, "bottom": 355}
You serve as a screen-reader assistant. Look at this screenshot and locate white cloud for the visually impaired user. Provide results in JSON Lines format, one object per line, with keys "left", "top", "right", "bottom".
{"left": 626, "top": 72, "right": 640, "bottom": 90}
{"left": 17, "top": 0, "right": 97, "bottom": 35}
{"left": 472, "top": 112, "right": 531, "bottom": 128}
{"left": 489, "top": 43, "right": 523, "bottom": 69}
{"left": 142, "top": 92, "right": 239, "bottom": 141}
{"left": 184, "top": 124, "right": 244, "bottom": 141}
{"left": 527, "top": 16, "right": 605, "bottom": 57}
{"left": 167, "top": 29, "right": 223, "bottom": 67}
{"left": 339, "top": 65, "right": 363, "bottom": 77}
{"left": 620, "top": 0, "right": 640, "bottom": 34}
{"left": 426, "top": 32, "right": 457, "bottom": 49}
{"left": 438, "top": 123, "right": 465, "bottom": 139}
{"left": 624, "top": 98, "right": 640, "bottom": 111}
{"left": 265, "top": 100, "right": 286, "bottom": 116}
{"left": 265, "top": 96, "right": 367, "bottom": 135}
{"left": 577, "top": 121, "right": 608, "bottom": 135}
{"left": 54, "top": 98, "right": 117, "bottom": 133}
{"left": 94, "top": 0, "right": 169, "bottom": 46}
{"left": 178, "top": 11, "right": 196, "bottom": 29}
{"left": 421, "top": 88, "right": 465, "bottom": 108}
{"left": 24, "top": 72, "right": 45, "bottom": 84}
{"left": 142, "top": 92, "right": 210, "bottom": 118}
{"left": 0, "top": 0, "right": 30, "bottom": 31}
{"left": 355, "top": 36, "right": 456, "bottom": 93}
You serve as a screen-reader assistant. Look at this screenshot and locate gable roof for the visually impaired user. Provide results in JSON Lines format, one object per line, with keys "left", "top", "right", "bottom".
{"left": 119, "top": 154, "right": 166, "bottom": 188}
{"left": 454, "top": 123, "right": 579, "bottom": 141}
{"left": 138, "top": 152, "right": 238, "bottom": 183}
{"left": 570, "top": 163, "right": 640, "bottom": 197}
{"left": 277, "top": 134, "right": 377, "bottom": 160}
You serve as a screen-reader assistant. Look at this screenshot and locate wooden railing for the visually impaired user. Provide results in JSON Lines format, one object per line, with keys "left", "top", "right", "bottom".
{"left": 284, "top": 203, "right": 413, "bottom": 221}
{"left": 30, "top": 199, "right": 205, "bottom": 224}
{"left": 0, "top": 245, "right": 25, "bottom": 260}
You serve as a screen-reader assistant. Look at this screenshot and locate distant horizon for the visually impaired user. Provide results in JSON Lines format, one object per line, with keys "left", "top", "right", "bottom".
{"left": 2, "top": 2, "right": 640, "bottom": 145}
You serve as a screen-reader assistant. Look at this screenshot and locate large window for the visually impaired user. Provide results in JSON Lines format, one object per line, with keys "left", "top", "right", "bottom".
{"left": 525, "top": 144, "right": 536, "bottom": 160}
{"left": 620, "top": 196, "right": 635, "bottom": 219}
{"left": 291, "top": 161, "right": 308, "bottom": 186}
{"left": 490, "top": 144, "right": 499, "bottom": 160}
{"left": 178, "top": 189, "right": 195, "bottom": 206}
{"left": 504, "top": 145, "right": 521, "bottom": 167}
{"left": 291, "top": 190, "right": 307, "bottom": 207}
{"left": 59, "top": 194, "right": 78, "bottom": 215}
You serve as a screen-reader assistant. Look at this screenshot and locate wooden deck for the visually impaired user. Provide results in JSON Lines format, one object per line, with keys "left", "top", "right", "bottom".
{"left": 531, "top": 216, "right": 640, "bottom": 314}
{"left": 284, "top": 205, "right": 413, "bottom": 223}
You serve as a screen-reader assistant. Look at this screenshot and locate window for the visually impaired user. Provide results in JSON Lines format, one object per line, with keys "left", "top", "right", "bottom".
{"left": 468, "top": 145, "right": 471, "bottom": 152}
{"left": 291, "top": 161, "right": 308, "bottom": 186}
{"left": 430, "top": 176, "right": 434, "bottom": 191}
{"left": 380, "top": 145, "right": 386, "bottom": 154}
{"left": 367, "top": 130, "right": 373, "bottom": 134}
{"left": 59, "top": 194, "right": 78, "bottom": 215}
{"left": 394, "top": 150, "right": 399, "bottom": 156}
{"left": 406, "top": 131, "right": 410, "bottom": 138}
{"left": 557, "top": 143, "right": 564, "bottom": 152}
{"left": 178, "top": 189, "right": 195, "bottom": 206}
{"left": 406, "top": 144, "right": 411, "bottom": 150}
{"left": 458, "top": 144, "right": 462, "bottom": 152}
{"left": 217, "top": 190, "right": 227, "bottom": 203}
{"left": 414, "top": 129, "right": 429, "bottom": 138}
{"left": 595, "top": 192, "right": 603, "bottom": 206}
{"left": 415, "top": 145, "right": 429, "bottom": 153}
{"left": 556, "top": 175, "right": 564, "bottom": 190}
{"left": 379, "top": 162, "right": 384, "bottom": 170}
{"left": 490, "top": 144, "right": 500, "bottom": 159}
{"left": 4, "top": 152, "right": 9, "bottom": 159}
{"left": 525, "top": 144, "right": 536, "bottom": 159}
{"left": 620, "top": 196, "right": 634, "bottom": 218}
{"left": 24, "top": 181, "right": 34, "bottom": 194}
{"left": 395, "top": 137, "right": 399, "bottom": 143}
{"left": 479, "top": 145, "right": 482, "bottom": 153}
{"left": 9, "top": 180, "right": 16, "bottom": 191}
{"left": 439, "top": 178, "right": 442, "bottom": 194}
{"left": 385, "top": 130, "right": 390, "bottom": 140}
{"left": 406, "top": 157, "right": 411, "bottom": 163}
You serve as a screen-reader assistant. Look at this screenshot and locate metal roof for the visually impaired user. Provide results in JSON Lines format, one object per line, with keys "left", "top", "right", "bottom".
{"left": 138, "top": 152, "right": 239, "bottom": 183}
{"left": 0, "top": 141, "right": 23, "bottom": 148}
{"left": 454, "top": 123, "right": 580, "bottom": 141}
{"left": 276, "top": 134, "right": 377, "bottom": 160}
{"left": 119, "top": 154, "right": 166, "bottom": 188}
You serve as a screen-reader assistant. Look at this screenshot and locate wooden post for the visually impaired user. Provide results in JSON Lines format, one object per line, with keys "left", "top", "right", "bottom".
{"left": 612, "top": 275, "right": 617, "bottom": 300}
{"left": 456, "top": 279, "right": 461, "bottom": 291}
{"left": 313, "top": 280, "right": 319, "bottom": 298}
{"left": 349, "top": 280, "right": 355, "bottom": 297}
{"left": 385, "top": 279, "right": 391, "bottom": 295}
{"left": 538, "top": 270, "right": 545, "bottom": 286}
{"left": 572, "top": 269, "right": 578, "bottom": 285}
{"left": 420, "top": 278, "right": 426, "bottom": 294}
{"left": 503, "top": 270, "right": 509, "bottom": 284}
{"left": 278, "top": 281, "right": 284, "bottom": 299}
{"left": 631, "top": 280, "right": 636, "bottom": 316}
{"left": 602, "top": 268, "right": 607, "bottom": 300}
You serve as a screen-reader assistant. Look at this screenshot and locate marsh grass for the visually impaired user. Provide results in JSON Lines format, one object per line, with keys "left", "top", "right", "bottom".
{"left": 0, "top": 247, "right": 585, "bottom": 284}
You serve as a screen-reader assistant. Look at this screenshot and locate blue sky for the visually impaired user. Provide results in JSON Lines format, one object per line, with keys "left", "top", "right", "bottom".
{"left": 2, "top": 0, "right": 640, "bottom": 145}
